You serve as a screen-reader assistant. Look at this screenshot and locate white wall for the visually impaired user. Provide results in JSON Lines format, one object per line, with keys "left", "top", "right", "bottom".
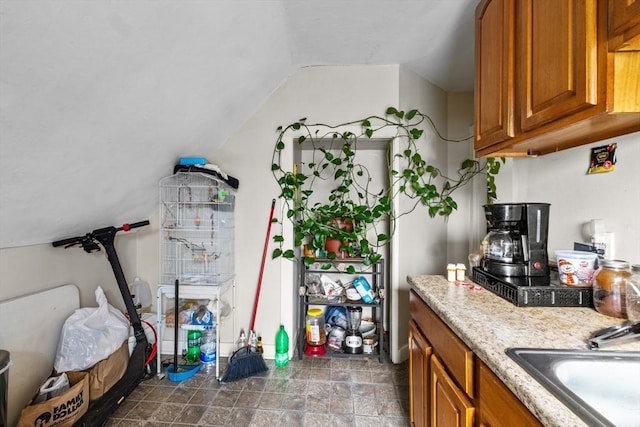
{"left": 391, "top": 67, "right": 455, "bottom": 362}
{"left": 0, "top": 229, "right": 145, "bottom": 309}
{"left": 494, "top": 132, "right": 640, "bottom": 264}
{"left": 445, "top": 92, "right": 479, "bottom": 265}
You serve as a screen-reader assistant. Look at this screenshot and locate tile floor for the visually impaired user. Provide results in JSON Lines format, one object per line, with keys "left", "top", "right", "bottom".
{"left": 105, "top": 355, "right": 410, "bottom": 426}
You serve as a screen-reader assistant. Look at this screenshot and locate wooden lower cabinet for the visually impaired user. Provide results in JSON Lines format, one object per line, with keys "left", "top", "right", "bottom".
{"left": 476, "top": 361, "right": 542, "bottom": 427}
{"left": 409, "top": 320, "right": 432, "bottom": 427}
{"left": 431, "top": 354, "right": 475, "bottom": 427}
{"left": 409, "top": 290, "right": 543, "bottom": 427}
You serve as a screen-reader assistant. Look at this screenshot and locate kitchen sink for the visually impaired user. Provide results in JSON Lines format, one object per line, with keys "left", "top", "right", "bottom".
{"left": 506, "top": 348, "right": 640, "bottom": 427}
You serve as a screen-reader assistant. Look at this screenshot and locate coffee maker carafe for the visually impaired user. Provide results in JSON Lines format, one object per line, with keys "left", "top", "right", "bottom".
{"left": 481, "top": 203, "right": 550, "bottom": 277}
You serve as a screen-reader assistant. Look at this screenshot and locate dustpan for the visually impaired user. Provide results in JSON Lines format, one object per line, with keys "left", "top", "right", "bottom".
{"left": 166, "top": 363, "right": 200, "bottom": 382}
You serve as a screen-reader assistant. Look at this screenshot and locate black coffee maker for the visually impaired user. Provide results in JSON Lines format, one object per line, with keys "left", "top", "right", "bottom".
{"left": 481, "top": 203, "right": 550, "bottom": 277}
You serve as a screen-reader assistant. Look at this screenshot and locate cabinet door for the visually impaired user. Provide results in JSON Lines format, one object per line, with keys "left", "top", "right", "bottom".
{"left": 476, "top": 360, "right": 543, "bottom": 427}
{"left": 431, "top": 354, "right": 474, "bottom": 427}
{"left": 409, "top": 320, "right": 432, "bottom": 427}
{"left": 517, "top": 0, "right": 604, "bottom": 132}
{"left": 474, "top": 0, "right": 515, "bottom": 150}
{"left": 609, "top": 0, "right": 640, "bottom": 51}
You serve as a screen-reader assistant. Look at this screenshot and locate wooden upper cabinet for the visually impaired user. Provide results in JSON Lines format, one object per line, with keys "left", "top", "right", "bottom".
{"left": 474, "top": 0, "right": 640, "bottom": 157}
{"left": 609, "top": 0, "right": 640, "bottom": 51}
{"left": 518, "top": 0, "right": 601, "bottom": 132}
{"left": 474, "top": 0, "right": 515, "bottom": 150}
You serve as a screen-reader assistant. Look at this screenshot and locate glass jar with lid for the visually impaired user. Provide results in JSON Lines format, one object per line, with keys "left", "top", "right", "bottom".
{"left": 592, "top": 259, "right": 631, "bottom": 318}
{"left": 305, "top": 308, "right": 326, "bottom": 346}
{"left": 625, "top": 264, "right": 640, "bottom": 321}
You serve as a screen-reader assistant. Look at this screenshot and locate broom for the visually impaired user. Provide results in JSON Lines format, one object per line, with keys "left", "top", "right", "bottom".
{"left": 220, "top": 199, "right": 275, "bottom": 382}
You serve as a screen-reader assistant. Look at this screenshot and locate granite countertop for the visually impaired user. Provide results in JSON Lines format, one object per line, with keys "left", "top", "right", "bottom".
{"left": 408, "top": 274, "right": 640, "bottom": 427}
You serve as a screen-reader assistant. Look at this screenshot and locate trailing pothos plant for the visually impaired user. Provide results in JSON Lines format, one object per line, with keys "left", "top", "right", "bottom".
{"left": 271, "top": 107, "right": 503, "bottom": 272}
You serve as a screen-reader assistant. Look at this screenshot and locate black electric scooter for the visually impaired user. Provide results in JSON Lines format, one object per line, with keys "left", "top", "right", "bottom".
{"left": 52, "top": 220, "right": 154, "bottom": 426}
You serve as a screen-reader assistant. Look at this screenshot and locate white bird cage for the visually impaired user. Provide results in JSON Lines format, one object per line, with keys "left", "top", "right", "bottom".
{"left": 159, "top": 171, "right": 235, "bottom": 285}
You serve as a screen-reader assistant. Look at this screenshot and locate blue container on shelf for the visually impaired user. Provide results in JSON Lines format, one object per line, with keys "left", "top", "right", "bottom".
{"left": 353, "top": 276, "right": 375, "bottom": 303}
{"left": 179, "top": 156, "right": 208, "bottom": 165}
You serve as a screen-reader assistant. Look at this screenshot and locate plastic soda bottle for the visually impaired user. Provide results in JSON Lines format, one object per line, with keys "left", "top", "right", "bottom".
{"left": 186, "top": 329, "right": 202, "bottom": 364}
{"left": 200, "top": 328, "right": 216, "bottom": 374}
{"left": 275, "top": 325, "right": 289, "bottom": 367}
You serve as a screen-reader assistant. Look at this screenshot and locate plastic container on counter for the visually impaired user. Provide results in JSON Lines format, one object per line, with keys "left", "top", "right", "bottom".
{"left": 305, "top": 308, "right": 326, "bottom": 346}
{"left": 555, "top": 250, "right": 599, "bottom": 286}
{"left": 625, "top": 265, "right": 640, "bottom": 321}
{"left": 592, "top": 259, "right": 631, "bottom": 318}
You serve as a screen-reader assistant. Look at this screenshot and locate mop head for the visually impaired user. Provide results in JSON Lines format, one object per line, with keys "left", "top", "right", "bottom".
{"left": 220, "top": 347, "right": 268, "bottom": 383}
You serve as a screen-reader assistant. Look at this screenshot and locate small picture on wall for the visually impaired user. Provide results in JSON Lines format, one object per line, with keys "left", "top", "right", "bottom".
{"left": 587, "top": 143, "right": 617, "bottom": 174}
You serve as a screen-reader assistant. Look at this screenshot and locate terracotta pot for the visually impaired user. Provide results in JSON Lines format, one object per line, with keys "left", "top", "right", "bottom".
{"left": 303, "top": 244, "right": 316, "bottom": 258}
{"left": 330, "top": 217, "right": 353, "bottom": 233}
{"left": 325, "top": 237, "right": 344, "bottom": 257}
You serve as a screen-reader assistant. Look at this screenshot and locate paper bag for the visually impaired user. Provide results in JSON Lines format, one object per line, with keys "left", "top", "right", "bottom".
{"left": 84, "top": 339, "right": 130, "bottom": 402}
{"left": 18, "top": 371, "right": 89, "bottom": 427}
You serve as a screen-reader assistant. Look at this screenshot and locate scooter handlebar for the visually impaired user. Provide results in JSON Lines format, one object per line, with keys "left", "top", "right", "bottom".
{"left": 52, "top": 236, "right": 85, "bottom": 247}
{"left": 121, "top": 220, "right": 150, "bottom": 231}
{"left": 52, "top": 220, "right": 150, "bottom": 247}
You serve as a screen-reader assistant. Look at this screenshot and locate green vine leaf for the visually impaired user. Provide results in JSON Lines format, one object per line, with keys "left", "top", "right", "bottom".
{"left": 270, "top": 106, "right": 502, "bottom": 271}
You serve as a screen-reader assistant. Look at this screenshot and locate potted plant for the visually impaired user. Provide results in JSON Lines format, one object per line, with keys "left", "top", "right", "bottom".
{"left": 271, "top": 107, "right": 503, "bottom": 272}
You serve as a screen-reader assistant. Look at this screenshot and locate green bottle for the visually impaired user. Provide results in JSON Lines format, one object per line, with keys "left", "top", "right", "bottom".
{"left": 275, "top": 325, "right": 289, "bottom": 367}
{"left": 186, "top": 329, "right": 202, "bottom": 364}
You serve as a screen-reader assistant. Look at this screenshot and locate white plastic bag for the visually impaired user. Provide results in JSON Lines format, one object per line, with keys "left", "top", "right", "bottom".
{"left": 54, "top": 286, "right": 130, "bottom": 372}
{"left": 33, "top": 373, "right": 69, "bottom": 403}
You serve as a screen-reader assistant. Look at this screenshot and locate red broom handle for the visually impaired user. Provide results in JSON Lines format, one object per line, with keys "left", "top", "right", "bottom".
{"left": 250, "top": 198, "right": 276, "bottom": 331}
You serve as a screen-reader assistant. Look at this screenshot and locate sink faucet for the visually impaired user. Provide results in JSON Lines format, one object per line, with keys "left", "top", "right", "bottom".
{"left": 588, "top": 320, "right": 640, "bottom": 349}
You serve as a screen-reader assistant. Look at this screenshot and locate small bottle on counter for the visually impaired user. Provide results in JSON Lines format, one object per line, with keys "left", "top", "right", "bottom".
{"left": 237, "top": 329, "right": 247, "bottom": 350}
{"left": 256, "top": 336, "right": 264, "bottom": 354}
{"left": 249, "top": 330, "right": 258, "bottom": 352}
{"left": 456, "top": 263, "right": 467, "bottom": 281}
{"left": 447, "top": 264, "right": 456, "bottom": 282}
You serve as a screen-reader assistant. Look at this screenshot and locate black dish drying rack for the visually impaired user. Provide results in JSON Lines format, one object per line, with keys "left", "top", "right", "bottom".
{"left": 471, "top": 267, "right": 594, "bottom": 308}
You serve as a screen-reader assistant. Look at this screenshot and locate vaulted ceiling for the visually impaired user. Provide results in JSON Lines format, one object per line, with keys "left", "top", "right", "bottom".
{"left": 0, "top": 0, "right": 478, "bottom": 247}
